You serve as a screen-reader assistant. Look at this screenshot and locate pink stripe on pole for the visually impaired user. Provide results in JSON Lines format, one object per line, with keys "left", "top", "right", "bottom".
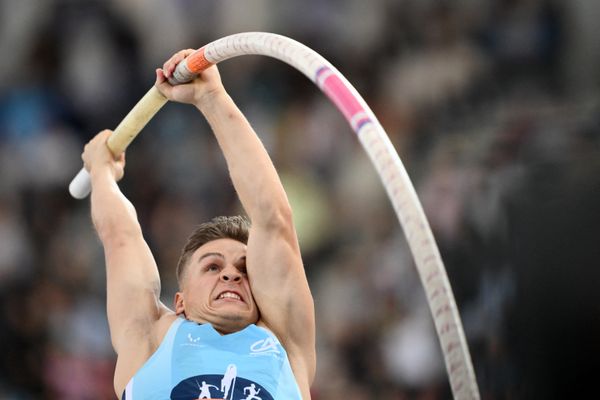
{"left": 316, "top": 67, "right": 368, "bottom": 133}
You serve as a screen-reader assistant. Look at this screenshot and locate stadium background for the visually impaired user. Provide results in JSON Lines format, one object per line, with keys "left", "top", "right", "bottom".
{"left": 1, "top": 0, "right": 599, "bottom": 398}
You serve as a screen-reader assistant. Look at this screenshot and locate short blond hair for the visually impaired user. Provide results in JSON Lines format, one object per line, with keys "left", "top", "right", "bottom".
{"left": 176, "top": 215, "right": 250, "bottom": 286}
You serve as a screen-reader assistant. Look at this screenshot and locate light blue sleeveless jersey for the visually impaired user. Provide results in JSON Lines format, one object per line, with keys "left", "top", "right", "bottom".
{"left": 122, "top": 317, "right": 303, "bottom": 400}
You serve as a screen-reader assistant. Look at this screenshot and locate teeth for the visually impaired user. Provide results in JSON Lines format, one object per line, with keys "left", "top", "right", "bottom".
{"left": 218, "top": 292, "right": 241, "bottom": 300}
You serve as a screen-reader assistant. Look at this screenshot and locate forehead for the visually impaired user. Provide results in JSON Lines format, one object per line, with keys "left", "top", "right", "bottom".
{"left": 192, "top": 238, "right": 247, "bottom": 261}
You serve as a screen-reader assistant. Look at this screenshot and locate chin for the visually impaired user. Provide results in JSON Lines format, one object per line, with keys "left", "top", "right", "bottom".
{"left": 213, "top": 316, "right": 251, "bottom": 334}
{"left": 217, "top": 304, "right": 258, "bottom": 322}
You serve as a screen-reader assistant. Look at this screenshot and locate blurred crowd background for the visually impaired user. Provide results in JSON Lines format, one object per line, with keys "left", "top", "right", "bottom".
{"left": 1, "top": 0, "right": 599, "bottom": 399}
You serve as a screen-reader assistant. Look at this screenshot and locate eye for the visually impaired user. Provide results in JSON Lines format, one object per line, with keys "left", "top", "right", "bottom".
{"left": 206, "top": 264, "right": 220, "bottom": 272}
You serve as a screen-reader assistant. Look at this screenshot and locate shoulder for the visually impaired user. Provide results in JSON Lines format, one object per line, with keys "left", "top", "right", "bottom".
{"left": 256, "top": 320, "right": 314, "bottom": 397}
{"left": 256, "top": 320, "right": 314, "bottom": 374}
{"left": 114, "top": 312, "right": 180, "bottom": 396}
{"left": 152, "top": 311, "right": 180, "bottom": 347}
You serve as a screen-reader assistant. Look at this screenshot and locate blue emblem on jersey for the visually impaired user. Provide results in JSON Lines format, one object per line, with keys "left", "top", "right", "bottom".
{"left": 171, "top": 369, "right": 273, "bottom": 400}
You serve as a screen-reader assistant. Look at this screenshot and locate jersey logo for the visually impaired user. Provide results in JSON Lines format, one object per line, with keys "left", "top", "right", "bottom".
{"left": 250, "top": 337, "right": 280, "bottom": 356}
{"left": 181, "top": 333, "right": 206, "bottom": 348}
{"left": 171, "top": 364, "right": 274, "bottom": 400}
{"left": 188, "top": 333, "right": 201, "bottom": 343}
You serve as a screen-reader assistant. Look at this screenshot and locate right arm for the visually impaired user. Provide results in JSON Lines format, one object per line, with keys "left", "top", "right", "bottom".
{"left": 156, "top": 52, "right": 316, "bottom": 394}
{"left": 83, "top": 130, "right": 175, "bottom": 395}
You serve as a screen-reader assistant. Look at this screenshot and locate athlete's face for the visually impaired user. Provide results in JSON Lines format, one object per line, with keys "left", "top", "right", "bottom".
{"left": 175, "top": 238, "right": 259, "bottom": 333}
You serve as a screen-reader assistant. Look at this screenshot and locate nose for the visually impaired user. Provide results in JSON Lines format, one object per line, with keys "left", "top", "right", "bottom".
{"left": 220, "top": 266, "right": 242, "bottom": 283}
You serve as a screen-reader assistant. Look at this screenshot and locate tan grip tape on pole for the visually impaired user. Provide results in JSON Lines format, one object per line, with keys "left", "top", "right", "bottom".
{"left": 107, "top": 86, "right": 168, "bottom": 155}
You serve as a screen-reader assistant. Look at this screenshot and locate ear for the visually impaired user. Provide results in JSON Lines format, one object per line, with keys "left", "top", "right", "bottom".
{"left": 174, "top": 292, "right": 186, "bottom": 316}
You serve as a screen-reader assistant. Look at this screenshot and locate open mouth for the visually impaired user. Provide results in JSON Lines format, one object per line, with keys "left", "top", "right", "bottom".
{"left": 215, "top": 290, "right": 244, "bottom": 303}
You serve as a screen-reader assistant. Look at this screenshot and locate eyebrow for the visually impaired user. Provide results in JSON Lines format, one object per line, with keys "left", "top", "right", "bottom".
{"left": 198, "top": 252, "right": 224, "bottom": 263}
{"left": 198, "top": 252, "right": 246, "bottom": 267}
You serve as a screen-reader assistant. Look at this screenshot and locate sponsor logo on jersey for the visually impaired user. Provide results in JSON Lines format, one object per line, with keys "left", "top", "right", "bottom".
{"left": 249, "top": 337, "right": 280, "bottom": 357}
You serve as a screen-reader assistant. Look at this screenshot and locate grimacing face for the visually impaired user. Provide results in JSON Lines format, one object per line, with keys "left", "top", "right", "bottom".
{"left": 174, "top": 238, "right": 259, "bottom": 333}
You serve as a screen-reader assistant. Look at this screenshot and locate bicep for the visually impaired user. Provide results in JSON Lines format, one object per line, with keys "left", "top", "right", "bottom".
{"left": 103, "top": 233, "right": 168, "bottom": 352}
{"left": 246, "top": 224, "right": 316, "bottom": 365}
